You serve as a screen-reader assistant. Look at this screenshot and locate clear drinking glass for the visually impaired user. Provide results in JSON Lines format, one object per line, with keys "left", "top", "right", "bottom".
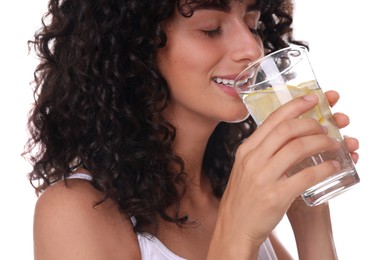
{"left": 233, "top": 45, "right": 360, "bottom": 206}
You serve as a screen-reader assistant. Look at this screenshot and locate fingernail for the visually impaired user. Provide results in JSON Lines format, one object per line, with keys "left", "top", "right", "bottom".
{"left": 303, "top": 94, "right": 317, "bottom": 101}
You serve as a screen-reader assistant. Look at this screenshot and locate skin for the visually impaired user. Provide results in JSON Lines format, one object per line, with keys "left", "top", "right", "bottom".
{"left": 33, "top": 0, "right": 360, "bottom": 259}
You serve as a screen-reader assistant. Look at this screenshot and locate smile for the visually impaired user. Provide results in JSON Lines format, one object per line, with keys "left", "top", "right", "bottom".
{"left": 212, "top": 77, "right": 249, "bottom": 88}
{"left": 212, "top": 77, "right": 235, "bottom": 87}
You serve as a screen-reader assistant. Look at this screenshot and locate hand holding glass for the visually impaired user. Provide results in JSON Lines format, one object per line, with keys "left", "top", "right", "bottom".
{"left": 233, "top": 46, "right": 360, "bottom": 206}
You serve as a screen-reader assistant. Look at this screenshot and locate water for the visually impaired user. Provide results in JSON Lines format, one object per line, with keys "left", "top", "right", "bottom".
{"left": 239, "top": 81, "right": 359, "bottom": 206}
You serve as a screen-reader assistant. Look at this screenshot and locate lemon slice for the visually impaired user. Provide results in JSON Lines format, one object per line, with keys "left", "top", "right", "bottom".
{"left": 243, "top": 89, "right": 280, "bottom": 123}
{"left": 242, "top": 81, "right": 343, "bottom": 140}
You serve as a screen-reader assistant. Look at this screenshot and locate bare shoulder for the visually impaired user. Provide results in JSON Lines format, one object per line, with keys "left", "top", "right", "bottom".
{"left": 33, "top": 179, "right": 141, "bottom": 260}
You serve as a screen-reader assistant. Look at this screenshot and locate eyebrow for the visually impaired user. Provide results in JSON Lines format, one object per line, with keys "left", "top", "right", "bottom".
{"left": 191, "top": 3, "right": 231, "bottom": 13}
{"left": 191, "top": 0, "right": 262, "bottom": 13}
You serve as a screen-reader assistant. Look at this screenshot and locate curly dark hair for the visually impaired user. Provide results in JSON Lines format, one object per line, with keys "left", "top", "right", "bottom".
{"left": 25, "top": 0, "right": 305, "bottom": 234}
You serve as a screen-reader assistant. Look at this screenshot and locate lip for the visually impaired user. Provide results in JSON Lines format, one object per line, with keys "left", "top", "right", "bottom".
{"left": 213, "top": 82, "right": 240, "bottom": 97}
{"left": 211, "top": 75, "right": 240, "bottom": 97}
{"left": 212, "top": 74, "right": 239, "bottom": 81}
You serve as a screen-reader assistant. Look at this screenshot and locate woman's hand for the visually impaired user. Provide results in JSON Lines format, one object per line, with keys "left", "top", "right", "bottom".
{"left": 208, "top": 94, "right": 342, "bottom": 259}
{"left": 325, "top": 90, "right": 359, "bottom": 163}
{"left": 285, "top": 90, "right": 359, "bottom": 260}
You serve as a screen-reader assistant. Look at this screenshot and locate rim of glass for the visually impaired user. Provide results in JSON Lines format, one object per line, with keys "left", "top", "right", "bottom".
{"left": 234, "top": 45, "right": 308, "bottom": 88}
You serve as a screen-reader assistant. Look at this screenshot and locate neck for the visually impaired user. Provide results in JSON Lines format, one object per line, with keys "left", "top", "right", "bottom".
{"left": 164, "top": 107, "right": 219, "bottom": 187}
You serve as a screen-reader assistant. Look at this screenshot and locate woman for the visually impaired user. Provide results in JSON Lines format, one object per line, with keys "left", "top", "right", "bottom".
{"left": 26, "top": 0, "right": 359, "bottom": 259}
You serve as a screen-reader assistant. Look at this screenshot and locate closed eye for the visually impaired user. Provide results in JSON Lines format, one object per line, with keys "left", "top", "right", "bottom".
{"left": 202, "top": 27, "right": 222, "bottom": 38}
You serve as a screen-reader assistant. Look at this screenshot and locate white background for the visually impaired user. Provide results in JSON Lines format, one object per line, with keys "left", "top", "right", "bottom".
{"left": 0, "top": 0, "right": 386, "bottom": 259}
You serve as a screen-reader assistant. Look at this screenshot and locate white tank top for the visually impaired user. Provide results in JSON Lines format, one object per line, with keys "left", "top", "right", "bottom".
{"left": 137, "top": 232, "right": 277, "bottom": 260}
{"left": 67, "top": 173, "right": 278, "bottom": 260}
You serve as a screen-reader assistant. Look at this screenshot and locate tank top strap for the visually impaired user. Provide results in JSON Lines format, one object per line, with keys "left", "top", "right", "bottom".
{"left": 66, "top": 172, "right": 93, "bottom": 181}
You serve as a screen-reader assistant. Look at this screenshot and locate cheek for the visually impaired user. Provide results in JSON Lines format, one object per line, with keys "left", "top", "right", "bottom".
{"left": 158, "top": 47, "right": 208, "bottom": 81}
{"left": 156, "top": 45, "right": 211, "bottom": 100}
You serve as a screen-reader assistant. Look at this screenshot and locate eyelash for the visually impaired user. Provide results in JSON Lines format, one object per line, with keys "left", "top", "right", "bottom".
{"left": 203, "top": 26, "right": 262, "bottom": 39}
{"left": 202, "top": 27, "right": 222, "bottom": 38}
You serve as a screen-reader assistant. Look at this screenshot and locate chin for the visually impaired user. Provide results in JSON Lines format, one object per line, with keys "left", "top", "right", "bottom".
{"left": 223, "top": 111, "right": 251, "bottom": 124}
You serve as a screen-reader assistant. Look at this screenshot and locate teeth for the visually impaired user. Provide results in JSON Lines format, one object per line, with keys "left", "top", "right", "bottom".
{"left": 213, "top": 77, "right": 235, "bottom": 87}
{"left": 235, "top": 77, "right": 249, "bottom": 86}
{"left": 213, "top": 73, "right": 253, "bottom": 87}
{"left": 235, "top": 71, "right": 255, "bottom": 87}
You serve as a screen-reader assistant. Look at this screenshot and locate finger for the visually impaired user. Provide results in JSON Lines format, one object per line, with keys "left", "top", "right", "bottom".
{"left": 240, "top": 94, "right": 319, "bottom": 154}
{"left": 324, "top": 90, "right": 340, "bottom": 107}
{"left": 333, "top": 112, "right": 349, "bottom": 129}
{"left": 261, "top": 135, "right": 341, "bottom": 181}
{"left": 344, "top": 136, "right": 360, "bottom": 163}
{"left": 251, "top": 118, "right": 327, "bottom": 163}
{"left": 350, "top": 152, "right": 359, "bottom": 164}
{"left": 284, "top": 160, "right": 341, "bottom": 198}
{"left": 344, "top": 136, "right": 359, "bottom": 153}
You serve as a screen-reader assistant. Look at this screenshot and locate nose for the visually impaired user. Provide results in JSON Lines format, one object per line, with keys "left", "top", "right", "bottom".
{"left": 230, "top": 24, "right": 264, "bottom": 64}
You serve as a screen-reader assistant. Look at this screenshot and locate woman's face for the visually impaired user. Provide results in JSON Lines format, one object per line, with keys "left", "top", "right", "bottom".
{"left": 157, "top": 0, "right": 264, "bottom": 125}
